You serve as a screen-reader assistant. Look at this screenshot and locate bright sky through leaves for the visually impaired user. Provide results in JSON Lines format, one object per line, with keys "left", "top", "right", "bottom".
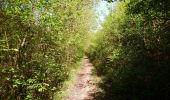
{"left": 95, "top": 0, "right": 117, "bottom": 31}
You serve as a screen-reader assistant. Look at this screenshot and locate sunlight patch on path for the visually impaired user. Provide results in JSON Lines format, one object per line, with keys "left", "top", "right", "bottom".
{"left": 66, "top": 57, "right": 97, "bottom": 100}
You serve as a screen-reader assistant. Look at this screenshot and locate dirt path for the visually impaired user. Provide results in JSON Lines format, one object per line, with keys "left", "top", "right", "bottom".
{"left": 66, "top": 57, "right": 97, "bottom": 100}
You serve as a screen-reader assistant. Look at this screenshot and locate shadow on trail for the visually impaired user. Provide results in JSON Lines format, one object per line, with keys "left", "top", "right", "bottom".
{"left": 87, "top": 63, "right": 109, "bottom": 100}
{"left": 88, "top": 58, "right": 170, "bottom": 100}
{"left": 85, "top": 57, "right": 131, "bottom": 100}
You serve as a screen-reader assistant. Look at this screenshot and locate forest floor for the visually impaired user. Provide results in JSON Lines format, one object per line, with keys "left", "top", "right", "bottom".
{"left": 66, "top": 57, "right": 98, "bottom": 100}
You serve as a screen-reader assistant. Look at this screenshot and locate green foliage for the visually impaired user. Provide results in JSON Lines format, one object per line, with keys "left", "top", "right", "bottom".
{"left": 87, "top": 0, "right": 170, "bottom": 99}
{"left": 0, "top": 0, "right": 98, "bottom": 99}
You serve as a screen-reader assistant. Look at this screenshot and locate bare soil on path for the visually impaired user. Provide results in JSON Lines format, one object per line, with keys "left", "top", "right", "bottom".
{"left": 66, "top": 57, "right": 97, "bottom": 100}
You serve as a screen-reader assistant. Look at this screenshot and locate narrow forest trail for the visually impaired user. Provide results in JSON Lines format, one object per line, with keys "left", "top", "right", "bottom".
{"left": 66, "top": 57, "right": 97, "bottom": 100}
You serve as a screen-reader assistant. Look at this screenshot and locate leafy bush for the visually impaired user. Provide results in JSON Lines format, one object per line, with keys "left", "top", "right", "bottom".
{"left": 88, "top": 0, "right": 170, "bottom": 99}
{"left": 0, "top": 0, "right": 97, "bottom": 99}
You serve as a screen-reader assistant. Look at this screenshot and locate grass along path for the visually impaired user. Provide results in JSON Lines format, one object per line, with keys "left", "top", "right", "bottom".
{"left": 54, "top": 59, "right": 83, "bottom": 100}
{"left": 66, "top": 56, "right": 98, "bottom": 100}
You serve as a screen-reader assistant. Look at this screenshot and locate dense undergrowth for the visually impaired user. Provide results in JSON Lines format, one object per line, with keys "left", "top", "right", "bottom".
{"left": 0, "top": 0, "right": 98, "bottom": 99}
{"left": 87, "top": 0, "right": 170, "bottom": 100}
